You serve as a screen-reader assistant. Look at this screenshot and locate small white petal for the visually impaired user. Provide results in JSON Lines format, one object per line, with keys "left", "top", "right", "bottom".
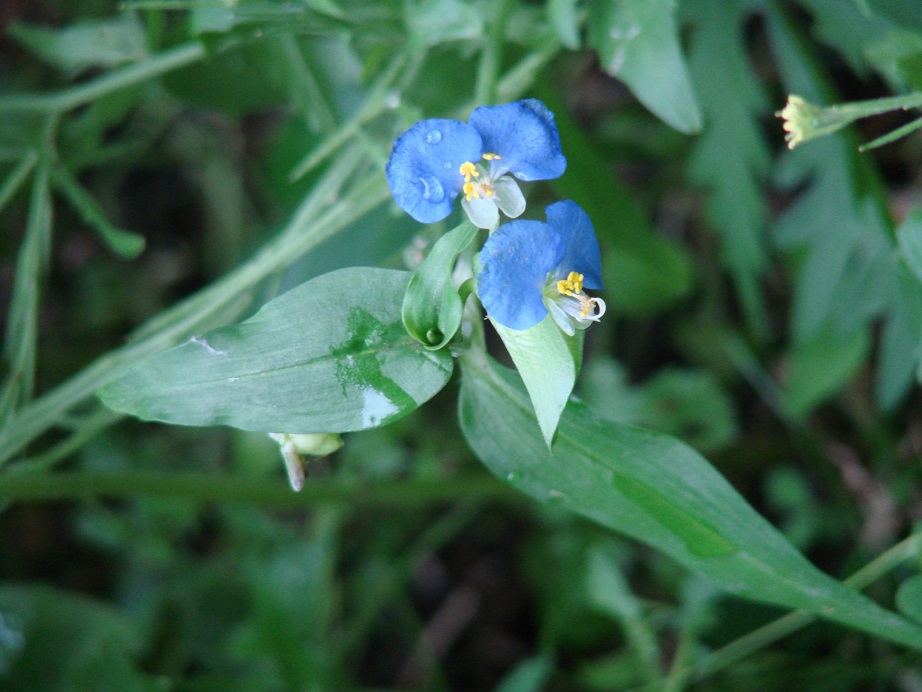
{"left": 462, "top": 195, "right": 500, "bottom": 230}
{"left": 494, "top": 176, "right": 526, "bottom": 219}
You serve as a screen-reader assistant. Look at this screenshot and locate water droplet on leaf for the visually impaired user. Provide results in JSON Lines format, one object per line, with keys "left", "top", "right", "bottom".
{"left": 506, "top": 471, "right": 522, "bottom": 484}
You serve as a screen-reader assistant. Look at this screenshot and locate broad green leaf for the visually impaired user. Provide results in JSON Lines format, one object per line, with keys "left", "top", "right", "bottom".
{"left": 402, "top": 220, "right": 477, "bottom": 349}
{"left": 7, "top": 15, "right": 147, "bottom": 74}
{"left": 588, "top": 0, "right": 701, "bottom": 133}
{"left": 99, "top": 268, "right": 453, "bottom": 433}
{"left": 492, "top": 316, "right": 582, "bottom": 446}
{"left": 896, "top": 575, "right": 922, "bottom": 624}
{"left": 546, "top": 92, "right": 693, "bottom": 314}
{"left": 459, "top": 353, "right": 922, "bottom": 651}
{"left": 0, "top": 584, "right": 152, "bottom": 690}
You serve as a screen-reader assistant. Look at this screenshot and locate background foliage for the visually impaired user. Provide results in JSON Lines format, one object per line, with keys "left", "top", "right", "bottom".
{"left": 1, "top": 0, "right": 922, "bottom": 688}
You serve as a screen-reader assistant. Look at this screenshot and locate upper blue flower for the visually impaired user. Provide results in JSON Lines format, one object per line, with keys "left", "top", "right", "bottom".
{"left": 477, "top": 200, "right": 605, "bottom": 334}
{"left": 385, "top": 99, "right": 567, "bottom": 228}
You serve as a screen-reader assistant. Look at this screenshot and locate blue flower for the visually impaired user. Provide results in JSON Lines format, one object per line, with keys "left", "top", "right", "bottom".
{"left": 385, "top": 99, "right": 567, "bottom": 229}
{"left": 477, "top": 200, "right": 605, "bottom": 335}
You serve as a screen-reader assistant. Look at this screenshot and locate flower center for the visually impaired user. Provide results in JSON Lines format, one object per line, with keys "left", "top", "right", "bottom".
{"left": 543, "top": 270, "right": 606, "bottom": 335}
{"left": 459, "top": 153, "right": 503, "bottom": 195}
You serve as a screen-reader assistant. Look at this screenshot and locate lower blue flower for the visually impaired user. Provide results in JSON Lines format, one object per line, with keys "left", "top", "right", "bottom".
{"left": 477, "top": 200, "right": 605, "bottom": 334}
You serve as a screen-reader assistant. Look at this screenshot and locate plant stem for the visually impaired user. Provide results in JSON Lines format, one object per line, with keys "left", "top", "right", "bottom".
{"left": 0, "top": 42, "right": 206, "bottom": 113}
{"left": 475, "top": 0, "right": 513, "bottom": 105}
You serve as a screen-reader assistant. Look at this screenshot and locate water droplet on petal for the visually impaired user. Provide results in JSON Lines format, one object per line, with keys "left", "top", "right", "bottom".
{"left": 419, "top": 176, "right": 444, "bottom": 203}
{"left": 425, "top": 129, "right": 442, "bottom": 144}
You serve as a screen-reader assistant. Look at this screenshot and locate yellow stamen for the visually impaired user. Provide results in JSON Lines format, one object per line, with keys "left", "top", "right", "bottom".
{"left": 556, "top": 271, "right": 584, "bottom": 297}
{"left": 459, "top": 161, "right": 479, "bottom": 182}
{"left": 463, "top": 182, "right": 479, "bottom": 201}
{"left": 482, "top": 152, "right": 501, "bottom": 160}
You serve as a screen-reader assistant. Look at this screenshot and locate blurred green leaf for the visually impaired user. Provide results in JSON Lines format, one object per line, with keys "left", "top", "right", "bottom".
{"left": 163, "top": 40, "right": 294, "bottom": 116}
{"left": 767, "top": 7, "right": 914, "bottom": 410}
{"left": 406, "top": 0, "right": 484, "bottom": 45}
{"left": 548, "top": 0, "right": 580, "bottom": 50}
{"left": 99, "top": 267, "right": 454, "bottom": 433}
{"left": 781, "top": 327, "right": 870, "bottom": 419}
{"left": 588, "top": 0, "right": 701, "bottom": 133}
{"left": 896, "top": 575, "right": 922, "bottom": 624}
{"left": 686, "top": 0, "right": 771, "bottom": 337}
{"left": 402, "top": 220, "right": 477, "bottom": 349}
{"left": 8, "top": 14, "right": 147, "bottom": 74}
{"left": 0, "top": 584, "right": 154, "bottom": 690}
{"left": 495, "top": 655, "right": 552, "bottom": 692}
{"left": 897, "top": 208, "right": 922, "bottom": 283}
{"left": 189, "top": 0, "right": 351, "bottom": 36}
{"left": 582, "top": 359, "right": 737, "bottom": 454}
{"left": 459, "top": 353, "right": 922, "bottom": 650}
{"left": 492, "top": 316, "right": 582, "bottom": 446}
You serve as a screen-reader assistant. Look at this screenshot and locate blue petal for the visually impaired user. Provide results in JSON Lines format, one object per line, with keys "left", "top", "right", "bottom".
{"left": 468, "top": 99, "right": 566, "bottom": 182}
{"left": 385, "top": 119, "right": 483, "bottom": 223}
{"left": 546, "top": 200, "right": 603, "bottom": 289}
{"left": 478, "top": 219, "right": 564, "bottom": 329}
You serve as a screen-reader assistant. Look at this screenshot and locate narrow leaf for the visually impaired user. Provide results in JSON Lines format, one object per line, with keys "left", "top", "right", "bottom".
{"left": 459, "top": 354, "right": 922, "bottom": 651}
{"left": 53, "top": 166, "right": 146, "bottom": 259}
{"left": 402, "top": 220, "right": 477, "bottom": 349}
{"left": 492, "top": 316, "right": 582, "bottom": 446}
{"left": 99, "top": 268, "right": 453, "bottom": 433}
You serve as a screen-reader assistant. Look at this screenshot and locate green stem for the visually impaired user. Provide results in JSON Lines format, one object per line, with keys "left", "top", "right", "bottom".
{"left": 825, "top": 91, "right": 922, "bottom": 121}
{"left": 688, "top": 532, "right": 922, "bottom": 682}
{"left": 0, "top": 470, "right": 515, "bottom": 507}
{"left": 0, "top": 42, "right": 206, "bottom": 113}
{"left": 475, "top": 0, "right": 513, "bottom": 105}
{"left": 0, "top": 151, "right": 38, "bottom": 215}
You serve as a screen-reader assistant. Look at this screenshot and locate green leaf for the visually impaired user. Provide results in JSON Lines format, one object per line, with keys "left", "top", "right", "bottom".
{"left": 685, "top": 1, "right": 771, "bottom": 338}
{"left": 99, "top": 268, "right": 453, "bottom": 433}
{"left": 402, "top": 220, "right": 477, "bottom": 349}
{"left": 459, "top": 353, "right": 922, "bottom": 651}
{"left": 781, "top": 327, "right": 870, "bottom": 419}
{"left": 896, "top": 575, "right": 922, "bottom": 624}
{"left": 588, "top": 0, "right": 701, "bottom": 133}
{"left": 897, "top": 208, "right": 922, "bottom": 283}
{"left": 7, "top": 15, "right": 147, "bottom": 74}
{"left": 767, "top": 8, "right": 912, "bottom": 410}
{"left": 406, "top": 0, "right": 484, "bottom": 46}
{"left": 0, "top": 584, "right": 153, "bottom": 690}
{"left": 548, "top": 0, "right": 581, "bottom": 50}
{"left": 494, "top": 656, "right": 552, "bottom": 692}
{"left": 492, "top": 316, "right": 582, "bottom": 447}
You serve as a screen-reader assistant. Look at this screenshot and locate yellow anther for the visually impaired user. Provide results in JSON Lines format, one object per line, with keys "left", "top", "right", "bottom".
{"left": 463, "top": 182, "right": 479, "bottom": 201}
{"left": 556, "top": 271, "right": 584, "bottom": 297}
{"left": 459, "top": 161, "right": 479, "bottom": 182}
{"left": 482, "top": 152, "right": 501, "bottom": 160}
